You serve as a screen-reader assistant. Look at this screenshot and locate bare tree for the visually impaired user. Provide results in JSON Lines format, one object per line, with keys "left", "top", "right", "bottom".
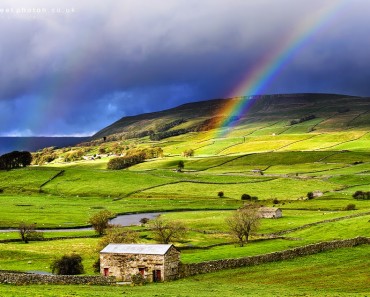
{"left": 226, "top": 204, "right": 260, "bottom": 246}
{"left": 149, "top": 217, "right": 187, "bottom": 244}
{"left": 89, "top": 210, "right": 114, "bottom": 236}
{"left": 18, "top": 223, "right": 44, "bottom": 243}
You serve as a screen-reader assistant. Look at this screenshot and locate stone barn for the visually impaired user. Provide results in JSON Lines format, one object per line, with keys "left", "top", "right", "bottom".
{"left": 100, "top": 244, "right": 180, "bottom": 282}
{"left": 258, "top": 207, "right": 282, "bottom": 218}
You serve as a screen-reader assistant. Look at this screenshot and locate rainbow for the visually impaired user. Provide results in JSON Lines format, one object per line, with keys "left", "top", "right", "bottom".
{"left": 215, "top": 1, "right": 347, "bottom": 137}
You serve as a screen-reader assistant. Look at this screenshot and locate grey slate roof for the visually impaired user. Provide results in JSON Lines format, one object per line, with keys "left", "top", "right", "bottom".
{"left": 259, "top": 207, "right": 281, "bottom": 213}
{"left": 100, "top": 244, "right": 173, "bottom": 255}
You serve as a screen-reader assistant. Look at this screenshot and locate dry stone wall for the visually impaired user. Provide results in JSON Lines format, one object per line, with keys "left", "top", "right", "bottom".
{"left": 178, "top": 237, "right": 370, "bottom": 278}
{"left": 0, "top": 272, "right": 115, "bottom": 285}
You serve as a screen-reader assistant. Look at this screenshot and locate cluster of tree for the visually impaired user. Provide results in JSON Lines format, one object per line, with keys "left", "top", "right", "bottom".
{"left": 51, "top": 254, "right": 84, "bottom": 275}
{"left": 155, "top": 119, "right": 186, "bottom": 132}
{"left": 0, "top": 151, "right": 32, "bottom": 170}
{"left": 107, "top": 147, "right": 163, "bottom": 170}
{"left": 241, "top": 194, "right": 258, "bottom": 201}
{"left": 127, "top": 147, "right": 163, "bottom": 159}
{"left": 193, "top": 117, "right": 223, "bottom": 132}
{"left": 353, "top": 191, "right": 370, "bottom": 200}
{"left": 290, "top": 114, "right": 316, "bottom": 125}
{"left": 149, "top": 128, "right": 189, "bottom": 141}
{"left": 226, "top": 204, "right": 260, "bottom": 246}
{"left": 32, "top": 147, "right": 57, "bottom": 165}
{"left": 107, "top": 153, "right": 146, "bottom": 170}
{"left": 182, "top": 149, "right": 194, "bottom": 157}
{"left": 63, "top": 149, "right": 85, "bottom": 162}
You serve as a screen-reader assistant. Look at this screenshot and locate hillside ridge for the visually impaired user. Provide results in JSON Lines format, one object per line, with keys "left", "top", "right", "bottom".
{"left": 92, "top": 93, "right": 367, "bottom": 141}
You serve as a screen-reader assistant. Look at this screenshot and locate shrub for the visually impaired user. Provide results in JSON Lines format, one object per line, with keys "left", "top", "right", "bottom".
{"left": 241, "top": 194, "right": 251, "bottom": 201}
{"left": 51, "top": 254, "right": 84, "bottom": 275}
{"left": 0, "top": 188, "right": 3, "bottom": 193}
{"left": 307, "top": 192, "right": 314, "bottom": 200}
{"left": 131, "top": 273, "right": 147, "bottom": 285}
{"left": 272, "top": 198, "right": 279, "bottom": 204}
{"left": 344, "top": 204, "right": 356, "bottom": 211}
{"left": 140, "top": 218, "right": 149, "bottom": 226}
{"left": 218, "top": 191, "right": 224, "bottom": 198}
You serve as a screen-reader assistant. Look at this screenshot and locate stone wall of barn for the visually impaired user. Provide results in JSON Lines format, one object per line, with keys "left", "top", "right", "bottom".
{"left": 100, "top": 253, "right": 165, "bottom": 282}
{"left": 163, "top": 246, "right": 181, "bottom": 281}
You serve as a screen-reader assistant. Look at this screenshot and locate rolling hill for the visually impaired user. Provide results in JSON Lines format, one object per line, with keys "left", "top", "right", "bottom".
{"left": 92, "top": 93, "right": 369, "bottom": 142}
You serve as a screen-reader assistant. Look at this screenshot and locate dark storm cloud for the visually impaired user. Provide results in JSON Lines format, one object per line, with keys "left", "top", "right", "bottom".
{"left": 0, "top": 0, "right": 369, "bottom": 135}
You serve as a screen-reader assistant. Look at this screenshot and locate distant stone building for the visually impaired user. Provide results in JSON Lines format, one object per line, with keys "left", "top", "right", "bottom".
{"left": 258, "top": 207, "right": 282, "bottom": 219}
{"left": 100, "top": 244, "right": 180, "bottom": 282}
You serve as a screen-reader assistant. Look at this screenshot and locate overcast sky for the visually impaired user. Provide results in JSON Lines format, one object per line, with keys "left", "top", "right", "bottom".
{"left": 0, "top": 0, "right": 369, "bottom": 136}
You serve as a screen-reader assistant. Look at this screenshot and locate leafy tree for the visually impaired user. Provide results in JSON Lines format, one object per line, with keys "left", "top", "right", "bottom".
{"left": 149, "top": 217, "right": 187, "bottom": 244}
{"left": 182, "top": 149, "right": 194, "bottom": 157}
{"left": 218, "top": 191, "right": 224, "bottom": 198}
{"left": 51, "top": 254, "right": 84, "bottom": 275}
{"left": 241, "top": 194, "right": 251, "bottom": 201}
{"left": 18, "top": 223, "right": 44, "bottom": 243}
{"left": 177, "top": 161, "right": 184, "bottom": 172}
{"left": 89, "top": 210, "right": 114, "bottom": 236}
{"left": 307, "top": 192, "right": 314, "bottom": 200}
{"left": 226, "top": 204, "right": 260, "bottom": 246}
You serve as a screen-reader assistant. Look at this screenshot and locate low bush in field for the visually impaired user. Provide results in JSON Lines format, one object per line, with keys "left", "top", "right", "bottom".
{"left": 344, "top": 204, "right": 356, "bottom": 211}
{"left": 50, "top": 254, "right": 84, "bottom": 275}
{"left": 353, "top": 191, "right": 370, "bottom": 200}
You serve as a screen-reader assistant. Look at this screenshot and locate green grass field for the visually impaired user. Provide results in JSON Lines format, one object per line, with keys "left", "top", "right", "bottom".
{"left": 0, "top": 245, "right": 368, "bottom": 296}
{"left": 0, "top": 95, "right": 369, "bottom": 295}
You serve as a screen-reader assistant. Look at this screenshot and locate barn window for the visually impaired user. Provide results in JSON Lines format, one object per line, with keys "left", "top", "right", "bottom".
{"left": 138, "top": 267, "right": 145, "bottom": 276}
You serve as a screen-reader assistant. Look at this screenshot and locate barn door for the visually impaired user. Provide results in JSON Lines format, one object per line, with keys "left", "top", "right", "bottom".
{"left": 153, "top": 270, "right": 161, "bottom": 282}
{"left": 103, "top": 268, "right": 109, "bottom": 276}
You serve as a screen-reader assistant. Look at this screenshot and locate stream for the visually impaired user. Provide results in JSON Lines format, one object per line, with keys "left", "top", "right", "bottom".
{"left": 0, "top": 212, "right": 161, "bottom": 232}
